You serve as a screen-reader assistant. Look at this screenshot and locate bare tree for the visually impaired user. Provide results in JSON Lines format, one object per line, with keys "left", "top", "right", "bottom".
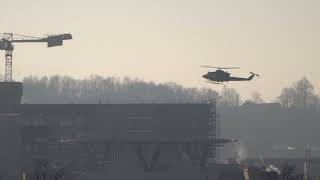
{"left": 278, "top": 87, "right": 296, "bottom": 108}
{"left": 293, "top": 77, "right": 314, "bottom": 108}
{"left": 251, "top": 91, "right": 264, "bottom": 104}
{"left": 278, "top": 77, "right": 319, "bottom": 109}
{"left": 219, "top": 86, "right": 241, "bottom": 107}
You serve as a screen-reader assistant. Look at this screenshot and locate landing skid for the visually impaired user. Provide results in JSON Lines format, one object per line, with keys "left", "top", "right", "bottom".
{"left": 205, "top": 81, "right": 224, "bottom": 85}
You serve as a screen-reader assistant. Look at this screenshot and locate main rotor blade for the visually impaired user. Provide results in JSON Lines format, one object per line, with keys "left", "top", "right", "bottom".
{"left": 200, "top": 65, "right": 240, "bottom": 69}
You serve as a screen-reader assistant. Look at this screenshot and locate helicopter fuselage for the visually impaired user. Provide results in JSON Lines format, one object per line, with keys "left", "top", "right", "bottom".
{"left": 202, "top": 69, "right": 255, "bottom": 83}
{"left": 202, "top": 70, "right": 230, "bottom": 82}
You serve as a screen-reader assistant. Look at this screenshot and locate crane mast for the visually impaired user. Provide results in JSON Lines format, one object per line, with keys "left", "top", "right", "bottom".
{"left": 4, "top": 34, "right": 13, "bottom": 82}
{"left": 0, "top": 33, "right": 72, "bottom": 82}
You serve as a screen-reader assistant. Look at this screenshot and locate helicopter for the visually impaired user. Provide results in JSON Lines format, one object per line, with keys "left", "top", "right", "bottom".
{"left": 201, "top": 65, "right": 259, "bottom": 84}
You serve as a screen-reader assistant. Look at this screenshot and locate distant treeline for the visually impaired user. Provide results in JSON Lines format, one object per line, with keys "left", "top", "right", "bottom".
{"left": 21, "top": 75, "right": 320, "bottom": 110}
{"left": 22, "top": 75, "right": 219, "bottom": 104}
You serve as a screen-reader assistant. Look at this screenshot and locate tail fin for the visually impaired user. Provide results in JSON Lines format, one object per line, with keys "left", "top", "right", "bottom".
{"left": 248, "top": 74, "right": 255, "bottom": 80}
{"left": 248, "top": 72, "right": 260, "bottom": 80}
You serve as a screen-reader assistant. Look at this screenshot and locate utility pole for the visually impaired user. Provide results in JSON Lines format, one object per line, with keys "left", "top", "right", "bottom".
{"left": 304, "top": 147, "right": 311, "bottom": 180}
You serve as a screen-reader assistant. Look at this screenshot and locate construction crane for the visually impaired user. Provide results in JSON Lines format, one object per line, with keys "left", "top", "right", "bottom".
{"left": 0, "top": 33, "right": 72, "bottom": 82}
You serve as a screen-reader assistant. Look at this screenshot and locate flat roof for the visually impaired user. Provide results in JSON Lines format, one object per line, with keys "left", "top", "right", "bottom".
{"left": 0, "top": 103, "right": 211, "bottom": 114}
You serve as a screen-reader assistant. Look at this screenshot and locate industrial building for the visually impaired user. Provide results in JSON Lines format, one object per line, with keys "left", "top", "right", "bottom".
{"left": 0, "top": 82, "right": 240, "bottom": 180}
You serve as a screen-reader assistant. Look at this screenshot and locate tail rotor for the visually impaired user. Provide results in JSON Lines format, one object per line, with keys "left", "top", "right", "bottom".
{"left": 250, "top": 72, "right": 260, "bottom": 77}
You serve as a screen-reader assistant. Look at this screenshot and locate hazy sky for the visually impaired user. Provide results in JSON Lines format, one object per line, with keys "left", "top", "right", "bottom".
{"left": 1, "top": 0, "right": 320, "bottom": 101}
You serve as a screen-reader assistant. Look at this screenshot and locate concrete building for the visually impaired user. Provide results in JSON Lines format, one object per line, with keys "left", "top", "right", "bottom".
{"left": 0, "top": 82, "right": 242, "bottom": 180}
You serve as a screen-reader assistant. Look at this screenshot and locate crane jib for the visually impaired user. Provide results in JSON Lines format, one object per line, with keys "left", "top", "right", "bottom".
{"left": 0, "top": 33, "right": 72, "bottom": 82}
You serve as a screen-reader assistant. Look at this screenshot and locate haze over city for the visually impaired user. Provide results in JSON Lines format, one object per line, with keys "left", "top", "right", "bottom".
{"left": 1, "top": 1, "right": 320, "bottom": 179}
{"left": 2, "top": 0, "right": 320, "bottom": 101}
